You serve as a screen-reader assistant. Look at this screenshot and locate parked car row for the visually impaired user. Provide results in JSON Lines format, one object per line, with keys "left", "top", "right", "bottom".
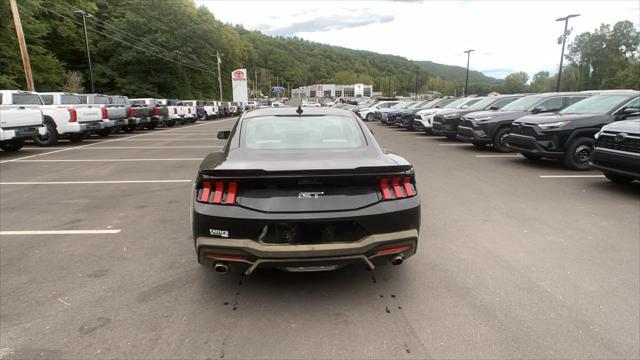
{"left": 0, "top": 90, "right": 246, "bottom": 151}
{"left": 331, "top": 90, "right": 640, "bottom": 183}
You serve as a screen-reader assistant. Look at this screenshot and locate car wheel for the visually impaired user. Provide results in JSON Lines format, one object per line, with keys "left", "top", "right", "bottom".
{"left": 123, "top": 125, "right": 135, "bottom": 133}
{"left": 563, "top": 137, "right": 595, "bottom": 171}
{"left": 33, "top": 122, "right": 58, "bottom": 146}
{"left": 522, "top": 153, "right": 542, "bottom": 161}
{"left": 0, "top": 138, "right": 25, "bottom": 152}
{"left": 167, "top": 120, "right": 176, "bottom": 127}
{"left": 96, "top": 128, "right": 112, "bottom": 137}
{"left": 67, "top": 133, "right": 85, "bottom": 143}
{"left": 366, "top": 113, "right": 374, "bottom": 122}
{"left": 604, "top": 173, "right": 634, "bottom": 184}
{"left": 146, "top": 122, "right": 158, "bottom": 130}
{"left": 445, "top": 133, "right": 456, "bottom": 139}
{"left": 492, "top": 127, "right": 512, "bottom": 152}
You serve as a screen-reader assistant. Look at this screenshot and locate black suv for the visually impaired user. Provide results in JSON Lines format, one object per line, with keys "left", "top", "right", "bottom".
{"left": 506, "top": 90, "right": 640, "bottom": 170}
{"left": 431, "top": 95, "right": 523, "bottom": 139}
{"left": 590, "top": 119, "right": 640, "bottom": 183}
{"left": 457, "top": 92, "right": 591, "bottom": 152}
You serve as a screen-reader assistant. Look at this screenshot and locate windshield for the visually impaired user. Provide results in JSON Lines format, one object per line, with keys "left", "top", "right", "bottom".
{"left": 501, "top": 96, "right": 543, "bottom": 111}
{"left": 243, "top": 116, "right": 365, "bottom": 149}
{"left": 443, "top": 98, "right": 470, "bottom": 109}
{"left": 467, "top": 97, "right": 498, "bottom": 110}
{"left": 419, "top": 99, "right": 443, "bottom": 109}
{"left": 12, "top": 93, "right": 43, "bottom": 105}
{"left": 559, "top": 95, "right": 630, "bottom": 115}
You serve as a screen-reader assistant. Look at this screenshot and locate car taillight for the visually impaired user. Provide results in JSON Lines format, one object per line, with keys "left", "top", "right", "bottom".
{"left": 153, "top": 106, "right": 159, "bottom": 116}
{"left": 128, "top": 107, "right": 135, "bottom": 117}
{"left": 379, "top": 176, "right": 416, "bottom": 200}
{"left": 197, "top": 180, "right": 238, "bottom": 205}
{"left": 101, "top": 107, "right": 108, "bottom": 120}
{"left": 68, "top": 108, "right": 77, "bottom": 122}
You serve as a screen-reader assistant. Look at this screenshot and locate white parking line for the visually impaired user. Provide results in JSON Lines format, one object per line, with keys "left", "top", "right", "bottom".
{"left": 539, "top": 175, "right": 605, "bottom": 178}
{"left": 13, "top": 158, "right": 202, "bottom": 162}
{"left": 475, "top": 154, "right": 522, "bottom": 158}
{"left": 115, "top": 138, "right": 216, "bottom": 141}
{"left": 78, "top": 146, "right": 222, "bottom": 149}
{"left": 0, "top": 180, "right": 192, "bottom": 185}
{"left": 438, "top": 143, "right": 472, "bottom": 146}
{"left": 0, "top": 230, "right": 121, "bottom": 235}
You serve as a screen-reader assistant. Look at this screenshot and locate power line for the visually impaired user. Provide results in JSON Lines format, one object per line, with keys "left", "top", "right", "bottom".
{"left": 20, "top": 0, "right": 217, "bottom": 76}
{"left": 42, "top": 0, "right": 213, "bottom": 71}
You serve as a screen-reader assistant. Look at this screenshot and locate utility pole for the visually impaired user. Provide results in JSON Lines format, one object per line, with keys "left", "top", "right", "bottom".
{"left": 463, "top": 49, "right": 474, "bottom": 97}
{"left": 75, "top": 10, "right": 95, "bottom": 93}
{"left": 414, "top": 67, "right": 419, "bottom": 100}
{"left": 254, "top": 69, "right": 258, "bottom": 98}
{"left": 216, "top": 50, "right": 223, "bottom": 101}
{"left": 555, "top": 14, "right": 580, "bottom": 92}
{"left": 9, "top": 0, "right": 34, "bottom": 91}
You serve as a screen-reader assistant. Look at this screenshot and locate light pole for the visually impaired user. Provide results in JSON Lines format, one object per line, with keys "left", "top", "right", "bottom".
{"left": 555, "top": 14, "right": 580, "bottom": 91}
{"left": 463, "top": 49, "right": 474, "bottom": 97}
{"left": 74, "top": 10, "right": 94, "bottom": 93}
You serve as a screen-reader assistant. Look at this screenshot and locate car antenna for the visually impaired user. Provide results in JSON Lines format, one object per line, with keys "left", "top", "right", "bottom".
{"left": 296, "top": 105, "right": 303, "bottom": 116}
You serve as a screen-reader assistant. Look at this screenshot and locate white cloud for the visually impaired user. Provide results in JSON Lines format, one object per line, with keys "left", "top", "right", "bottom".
{"left": 196, "top": 0, "right": 640, "bottom": 79}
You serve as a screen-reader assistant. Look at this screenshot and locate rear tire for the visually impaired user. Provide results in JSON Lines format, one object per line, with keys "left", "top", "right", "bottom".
{"left": 366, "top": 113, "right": 374, "bottom": 122}
{"left": 563, "top": 137, "right": 595, "bottom": 171}
{"left": 604, "top": 173, "right": 634, "bottom": 184}
{"left": 146, "top": 122, "right": 158, "bottom": 130}
{"left": 167, "top": 120, "right": 176, "bottom": 127}
{"left": 67, "top": 133, "right": 85, "bottom": 143}
{"left": 522, "top": 153, "right": 542, "bottom": 161}
{"left": 492, "top": 127, "right": 511, "bottom": 152}
{"left": 123, "top": 125, "right": 135, "bottom": 133}
{"left": 0, "top": 138, "right": 25, "bottom": 152}
{"left": 445, "top": 133, "right": 456, "bottom": 140}
{"left": 33, "top": 121, "right": 58, "bottom": 146}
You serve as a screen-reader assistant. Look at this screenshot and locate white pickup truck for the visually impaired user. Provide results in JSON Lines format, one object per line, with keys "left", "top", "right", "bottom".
{"left": 37, "top": 92, "right": 103, "bottom": 145}
{"left": 0, "top": 90, "right": 44, "bottom": 151}
{"left": 157, "top": 99, "right": 186, "bottom": 125}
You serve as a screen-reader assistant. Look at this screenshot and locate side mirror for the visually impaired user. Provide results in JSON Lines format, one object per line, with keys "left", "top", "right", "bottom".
{"left": 531, "top": 107, "right": 544, "bottom": 114}
{"left": 489, "top": 106, "right": 499, "bottom": 111}
{"left": 623, "top": 107, "right": 640, "bottom": 116}
{"left": 217, "top": 130, "right": 230, "bottom": 140}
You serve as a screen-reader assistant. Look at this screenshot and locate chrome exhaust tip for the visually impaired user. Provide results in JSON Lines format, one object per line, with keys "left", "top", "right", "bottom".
{"left": 213, "top": 262, "right": 229, "bottom": 274}
{"left": 390, "top": 254, "right": 404, "bottom": 266}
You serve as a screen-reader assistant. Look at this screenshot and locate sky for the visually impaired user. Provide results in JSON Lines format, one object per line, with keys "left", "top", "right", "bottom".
{"left": 196, "top": 0, "right": 640, "bottom": 79}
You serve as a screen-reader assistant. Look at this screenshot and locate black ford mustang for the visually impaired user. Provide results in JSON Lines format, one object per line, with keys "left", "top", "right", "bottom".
{"left": 192, "top": 106, "right": 420, "bottom": 275}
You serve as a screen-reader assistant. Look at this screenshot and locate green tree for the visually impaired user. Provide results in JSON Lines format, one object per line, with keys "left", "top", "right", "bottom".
{"left": 529, "top": 71, "right": 552, "bottom": 93}
{"left": 502, "top": 72, "right": 529, "bottom": 93}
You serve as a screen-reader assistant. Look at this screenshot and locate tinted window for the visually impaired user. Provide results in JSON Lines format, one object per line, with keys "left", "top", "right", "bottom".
{"left": 467, "top": 97, "right": 497, "bottom": 110}
{"left": 61, "top": 95, "right": 83, "bottom": 104}
{"left": 536, "top": 97, "right": 564, "bottom": 112}
{"left": 41, "top": 95, "right": 54, "bottom": 105}
{"left": 13, "top": 93, "right": 43, "bottom": 105}
{"left": 243, "top": 116, "right": 365, "bottom": 149}
{"left": 560, "top": 95, "right": 631, "bottom": 115}
{"left": 91, "top": 96, "right": 109, "bottom": 105}
{"left": 443, "top": 98, "right": 470, "bottom": 109}
{"left": 130, "top": 100, "right": 145, "bottom": 105}
{"left": 622, "top": 97, "right": 640, "bottom": 109}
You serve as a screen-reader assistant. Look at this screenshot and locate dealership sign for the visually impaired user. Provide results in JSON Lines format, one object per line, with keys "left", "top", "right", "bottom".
{"left": 231, "top": 68, "right": 248, "bottom": 104}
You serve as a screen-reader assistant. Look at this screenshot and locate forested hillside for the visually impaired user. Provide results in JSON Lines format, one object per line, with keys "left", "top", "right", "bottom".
{"left": 1, "top": 0, "right": 637, "bottom": 99}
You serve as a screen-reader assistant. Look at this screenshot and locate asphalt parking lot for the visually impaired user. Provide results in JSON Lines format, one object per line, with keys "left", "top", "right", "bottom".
{"left": 0, "top": 117, "right": 638, "bottom": 359}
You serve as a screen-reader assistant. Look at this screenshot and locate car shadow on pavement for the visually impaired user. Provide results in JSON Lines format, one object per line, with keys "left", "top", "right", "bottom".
{"left": 588, "top": 179, "right": 640, "bottom": 195}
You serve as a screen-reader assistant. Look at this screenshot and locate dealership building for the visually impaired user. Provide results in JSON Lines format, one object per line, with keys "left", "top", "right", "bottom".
{"left": 292, "top": 84, "right": 374, "bottom": 98}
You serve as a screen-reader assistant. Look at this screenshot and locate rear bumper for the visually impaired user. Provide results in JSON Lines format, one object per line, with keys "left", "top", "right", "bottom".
{"left": 505, "top": 134, "right": 564, "bottom": 158}
{"left": 0, "top": 126, "right": 40, "bottom": 141}
{"left": 196, "top": 229, "right": 418, "bottom": 275}
{"left": 590, "top": 148, "right": 640, "bottom": 179}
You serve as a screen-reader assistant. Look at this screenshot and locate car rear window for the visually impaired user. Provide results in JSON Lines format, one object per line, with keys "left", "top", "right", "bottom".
{"left": 242, "top": 115, "right": 366, "bottom": 149}
{"left": 13, "top": 93, "right": 43, "bottom": 105}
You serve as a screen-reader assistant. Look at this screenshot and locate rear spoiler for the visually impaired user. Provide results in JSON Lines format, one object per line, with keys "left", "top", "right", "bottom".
{"left": 199, "top": 165, "right": 413, "bottom": 178}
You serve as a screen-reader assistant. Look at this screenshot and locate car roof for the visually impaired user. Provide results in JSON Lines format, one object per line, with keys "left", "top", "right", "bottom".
{"left": 243, "top": 106, "right": 356, "bottom": 119}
